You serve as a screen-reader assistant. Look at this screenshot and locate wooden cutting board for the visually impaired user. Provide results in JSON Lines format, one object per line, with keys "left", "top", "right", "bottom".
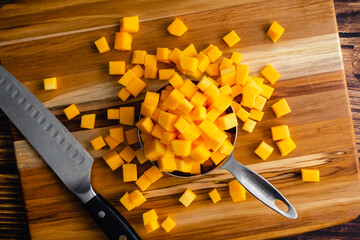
{"left": 1, "top": 0, "right": 359, "bottom": 239}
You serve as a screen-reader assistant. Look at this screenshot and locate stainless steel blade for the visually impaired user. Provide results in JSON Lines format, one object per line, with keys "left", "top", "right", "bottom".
{"left": 0, "top": 66, "right": 95, "bottom": 203}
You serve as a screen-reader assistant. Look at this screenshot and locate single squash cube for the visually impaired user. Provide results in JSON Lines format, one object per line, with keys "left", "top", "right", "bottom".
{"left": 253, "top": 77, "right": 264, "bottom": 87}
{"left": 136, "top": 116, "right": 155, "bottom": 135}
{"left": 179, "top": 79, "right": 198, "bottom": 100}
{"left": 242, "top": 118, "right": 256, "bottom": 133}
{"left": 107, "top": 108, "right": 119, "bottom": 120}
{"left": 109, "top": 127, "right": 124, "bottom": 143}
{"left": 125, "top": 128, "right": 139, "bottom": 145}
{"left": 190, "top": 143, "right": 211, "bottom": 163}
{"left": 219, "top": 84, "right": 233, "bottom": 96}
{"left": 181, "top": 123, "right": 202, "bottom": 141}
{"left": 230, "top": 84, "right": 243, "bottom": 98}
{"left": 176, "top": 98, "right": 194, "bottom": 115}
{"left": 198, "top": 119, "right": 218, "bottom": 136}
{"left": 114, "top": 32, "right": 132, "bottom": 51}
{"left": 197, "top": 52, "right": 211, "bottom": 72}
{"left": 254, "top": 95, "right": 267, "bottom": 111}
{"left": 174, "top": 117, "right": 190, "bottom": 134}
{"left": 180, "top": 56, "right": 198, "bottom": 73}
{"left": 260, "top": 84, "right": 274, "bottom": 99}
{"left": 276, "top": 137, "right": 296, "bottom": 156}
{"left": 103, "top": 150, "right": 124, "bottom": 171}
{"left": 135, "top": 174, "right": 152, "bottom": 191}
{"left": 145, "top": 221, "right": 160, "bottom": 233}
{"left": 175, "top": 159, "right": 192, "bottom": 173}
{"left": 301, "top": 168, "right": 320, "bottom": 182}
{"left": 144, "top": 91, "right": 160, "bottom": 106}
{"left": 197, "top": 76, "right": 213, "bottom": 92}
{"left": 212, "top": 94, "right": 232, "bottom": 112}
{"left": 201, "top": 44, "right": 215, "bottom": 55}
{"left": 131, "top": 64, "right": 144, "bottom": 78}
{"left": 160, "top": 131, "right": 177, "bottom": 146}
{"left": 236, "top": 106, "right": 250, "bottom": 122}
{"left": 135, "top": 148, "right": 148, "bottom": 164}
{"left": 121, "top": 16, "right": 139, "bottom": 32}
{"left": 219, "top": 58, "right": 234, "bottom": 71}
{"left": 167, "top": 17, "right": 188, "bottom": 36}
{"left": 158, "top": 157, "right": 177, "bottom": 172}
{"left": 190, "top": 91, "right": 207, "bottom": 106}
{"left": 163, "top": 89, "right": 185, "bottom": 110}
{"left": 90, "top": 136, "right": 107, "bottom": 151}
{"left": 141, "top": 103, "right": 157, "bottom": 118}
{"left": 208, "top": 188, "right": 221, "bottom": 203}
{"left": 44, "top": 77, "right": 57, "bottom": 90}
{"left": 131, "top": 50, "right": 147, "bottom": 64}
{"left": 126, "top": 76, "right": 147, "bottom": 97}
{"left": 118, "top": 87, "right": 132, "bottom": 101}
{"left": 172, "top": 140, "right": 191, "bottom": 156}
{"left": 254, "top": 141, "right": 274, "bottom": 160}
{"left": 169, "top": 48, "right": 183, "bottom": 65}
{"left": 81, "top": 114, "right": 96, "bottom": 129}
{"left": 272, "top": 98, "right": 291, "bottom": 118}
{"left": 144, "top": 139, "right": 166, "bottom": 160}
{"left": 229, "top": 180, "right": 246, "bottom": 202}
{"left": 159, "top": 69, "right": 175, "bottom": 80}
{"left": 241, "top": 91, "right": 256, "bottom": 108}
{"left": 206, "top": 45, "right": 222, "bottom": 63}
{"left": 271, "top": 125, "right": 290, "bottom": 141}
{"left": 143, "top": 209, "right": 158, "bottom": 225}
{"left": 122, "top": 163, "right": 137, "bottom": 182}
{"left": 144, "top": 54, "right": 157, "bottom": 68}
{"left": 192, "top": 106, "right": 207, "bottom": 121}
{"left": 210, "top": 151, "right": 227, "bottom": 165}
{"left": 267, "top": 21, "right": 285, "bottom": 43}
{"left": 63, "top": 104, "right": 80, "bottom": 120}
{"left": 221, "top": 66, "right": 236, "bottom": 85}
{"left": 235, "top": 64, "right": 249, "bottom": 85}
{"left": 156, "top": 47, "right": 170, "bottom": 61}
{"left": 190, "top": 162, "right": 201, "bottom": 174}
{"left": 223, "top": 30, "right": 241, "bottom": 47}
{"left": 158, "top": 111, "right": 178, "bottom": 132}
{"left": 109, "top": 61, "right": 126, "bottom": 75}
{"left": 120, "top": 192, "right": 136, "bottom": 211}
{"left": 94, "top": 37, "right": 110, "bottom": 53}
{"left": 204, "top": 84, "right": 221, "bottom": 105}
{"left": 183, "top": 43, "right": 198, "bottom": 57}
{"left": 243, "top": 80, "right": 263, "bottom": 96}
{"left": 118, "top": 69, "right": 136, "bottom": 86}
{"left": 119, "top": 145, "right": 136, "bottom": 163}
{"left": 161, "top": 217, "right": 176, "bottom": 233}
{"left": 218, "top": 139, "right": 234, "bottom": 155}
{"left": 205, "top": 63, "right": 220, "bottom": 76}
{"left": 230, "top": 52, "right": 243, "bottom": 64}
{"left": 249, "top": 109, "right": 264, "bottom": 122}
{"left": 119, "top": 107, "right": 135, "bottom": 125}
{"left": 104, "top": 135, "right": 120, "bottom": 150}
{"left": 231, "top": 101, "right": 241, "bottom": 113}
{"left": 205, "top": 129, "right": 228, "bottom": 151}
{"left": 144, "top": 165, "right": 163, "bottom": 183}
{"left": 261, "top": 64, "right": 280, "bottom": 84}
{"left": 129, "top": 190, "right": 146, "bottom": 207}
{"left": 179, "top": 189, "right": 197, "bottom": 207}
{"left": 216, "top": 113, "right": 238, "bottom": 130}
{"left": 169, "top": 72, "right": 184, "bottom": 89}
{"left": 207, "top": 108, "right": 222, "bottom": 122}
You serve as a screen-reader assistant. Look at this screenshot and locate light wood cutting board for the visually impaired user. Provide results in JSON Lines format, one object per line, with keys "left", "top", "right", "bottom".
{"left": 1, "top": 0, "right": 360, "bottom": 239}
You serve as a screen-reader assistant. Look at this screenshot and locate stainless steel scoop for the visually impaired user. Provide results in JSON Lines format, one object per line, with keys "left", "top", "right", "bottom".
{"left": 138, "top": 84, "right": 297, "bottom": 219}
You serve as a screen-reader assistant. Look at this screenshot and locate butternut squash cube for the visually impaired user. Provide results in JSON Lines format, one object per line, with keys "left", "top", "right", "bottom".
{"left": 253, "top": 77, "right": 264, "bottom": 87}
{"left": 129, "top": 190, "right": 146, "bottom": 207}
{"left": 172, "top": 140, "right": 191, "bottom": 157}
{"left": 216, "top": 113, "right": 238, "bottom": 130}
{"left": 103, "top": 150, "right": 124, "bottom": 171}
{"left": 210, "top": 150, "right": 227, "bottom": 165}
{"left": 44, "top": 77, "right": 57, "bottom": 90}
{"left": 197, "top": 52, "right": 211, "bottom": 72}
{"left": 176, "top": 159, "right": 192, "bottom": 173}
{"left": 118, "top": 69, "right": 136, "bottom": 86}
{"left": 109, "top": 127, "right": 125, "bottom": 142}
{"left": 156, "top": 47, "right": 170, "bottom": 61}
{"left": 197, "top": 76, "right": 213, "bottom": 92}
{"left": 176, "top": 98, "right": 194, "bottom": 115}
{"left": 221, "top": 66, "right": 236, "bottom": 85}
{"left": 160, "top": 90, "right": 171, "bottom": 101}
{"left": 261, "top": 64, "right": 280, "bottom": 84}
{"left": 223, "top": 30, "right": 241, "bottom": 47}
{"left": 158, "top": 111, "right": 178, "bottom": 132}
{"left": 136, "top": 174, "right": 151, "bottom": 191}
{"left": 249, "top": 109, "right": 264, "bottom": 122}
{"left": 229, "top": 180, "right": 246, "bottom": 202}
{"left": 198, "top": 119, "right": 218, "bottom": 135}
{"left": 144, "top": 54, "right": 157, "bottom": 68}
{"left": 180, "top": 123, "right": 202, "bottom": 141}
{"left": 163, "top": 89, "right": 185, "bottom": 110}
{"left": 206, "top": 129, "right": 228, "bottom": 151}
{"left": 107, "top": 109, "right": 119, "bottom": 120}
{"left": 94, "top": 37, "right": 110, "bottom": 53}
{"left": 63, "top": 104, "right": 80, "bottom": 120}
{"left": 272, "top": 98, "right": 291, "bottom": 117}
{"left": 122, "top": 163, "right": 137, "bottom": 182}
{"left": 205, "top": 63, "right": 220, "bottom": 76}
{"left": 242, "top": 118, "right": 256, "bottom": 133}
{"left": 267, "top": 21, "right": 285, "bottom": 43}
{"left": 212, "top": 94, "right": 233, "bottom": 112}
{"left": 120, "top": 16, "right": 139, "bottom": 33}
{"left": 109, "top": 61, "right": 126, "bottom": 75}
{"left": 90, "top": 136, "right": 106, "bottom": 151}
{"left": 190, "top": 162, "right": 201, "bottom": 174}
{"left": 131, "top": 50, "right": 147, "bottom": 64}
{"left": 208, "top": 188, "right": 221, "bottom": 203}
{"left": 145, "top": 221, "right": 160, "bottom": 233}
{"left": 126, "top": 76, "right": 147, "bottom": 97}
{"left": 206, "top": 45, "right": 222, "bottom": 63}
{"left": 190, "top": 143, "right": 211, "bottom": 163}
{"left": 271, "top": 125, "right": 290, "bottom": 141}
{"left": 167, "top": 17, "right": 188, "bottom": 36}
{"left": 160, "top": 131, "right": 177, "bottom": 145}
{"left": 141, "top": 103, "right": 157, "bottom": 117}
{"left": 201, "top": 44, "right": 215, "bottom": 55}
{"left": 183, "top": 43, "right": 198, "bottom": 57}
{"left": 158, "top": 156, "right": 177, "bottom": 172}
{"left": 144, "top": 165, "right": 164, "bottom": 183}
{"left": 143, "top": 209, "right": 158, "bottom": 225}
{"left": 231, "top": 101, "right": 241, "bottom": 113}
{"left": 114, "top": 32, "right": 132, "bottom": 51}
{"left": 159, "top": 69, "right": 175, "bottom": 80}
{"left": 174, "top": 117, "right": 191, "bottom": 134}
{"left": 81, "top": 114, "right": 96, "bottom": 129}
{"left": 235, "top": 64, "right": 249, "bottom": 85}
{"left": 219, "top": 84, "right": 233, "bottom": 96}
{"left": 169, "top": 72, "right": 184, "bottom": 89}
{"left": 118, "top": 87, "right": 131, "bottom": 101}
{"left": 119, "top": 107, "right": 135, "bottom": 125}
{"left": 104, "top": 135, "right": 120, "bottom": 150}
{"left": 190, "top": 91, "right": 207, "bottom": 106}
{"left": 120, "top": 192, "right": 136, "bottom": 211}
{"left": 125, "top": 128, "right": 139, "bottom": 145}
{"left": 260, "top": 84, "right": 274, "bottom": 99}
{"left": 192, "top": 106, "right": 207, "bottom": 121}
{"left": 241, "top": 91, "right": 256, "bottom": 108}
{"left": 301, "top": 169, "right": 320, "bottom": 182}
{"left": 204, "top": 84, "right": 221, "bottom": 105}
{"left": 161, "top": 217, "right": 176, "bottom": 233}
{"left": 207, "top": 108, "right": 222, "bottom": 122}
{"left": 276, "top": 137, "right": 296, "bottom": 156}
{"left": 119, "top": 145, "right": 136, "bottom": 163}
{"left": 135, "top": 148, "right": 148, "bottom": 164}
{"left": 230, "top": 52, "right": 243, "bottom": 64}
{"left": 169, "top": 48, "right": 183, "bottom": 65}
{"left": 219, "top": 58, "right": 234, "bottom": 71}
{"left": 254, "top": 141, "right": 274, "bottom": 160}
{"left": 131, "top": 64, "right": 144, "bottom": 78}
{"left": 230, "top": 84, "right": 243, "bottom": 97}
{"left": 243, "top": 80, "right": 263, "bottom": 96}
{"left": 144, "top": 91, "right": 160, "bottom": 106}
{"left": 218, "top": 139, "right": 234, "bottom": 155}
{"left": 179, "top": 189, "right": 197, "bottom": 207}
{"left": 254, "top": 95, "right": 267, "bottom": 111}
{"left": 180, "top": 56, "right": 198, "bottom": 73}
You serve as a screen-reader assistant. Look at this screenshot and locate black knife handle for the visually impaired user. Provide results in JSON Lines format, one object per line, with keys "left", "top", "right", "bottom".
{"left": 84, "top": 193, "right": 141, "bottom": 240}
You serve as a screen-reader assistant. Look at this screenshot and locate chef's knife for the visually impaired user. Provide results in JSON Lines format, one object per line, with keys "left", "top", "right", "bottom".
{"left": 0, "top": 66, "right": 141, "bottom": 240}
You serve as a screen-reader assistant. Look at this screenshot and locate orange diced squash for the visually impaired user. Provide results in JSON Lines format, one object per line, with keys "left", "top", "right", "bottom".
{"left": 174, "top": 117, "right": 191, "bottom": 134}
{"left": 231, "top": 101, "right": 241, "bottom": 113}
{"left": 143, "top": 209, "right": 158, "bottom": 225}
{"left": 179, "top": 79, "right": 198, "bottom": 99}
{"left": 137, "top": 116, "right": 155, "bottom": 135}
{"left": 107, "top": 109, "right": 119, "bottom": 120}
{"left": 163, "top": 89, "right": 185, "bottom": 110}
{"left": 242, "top": 118, "right": 256, "bottom": 133}
{"left": 129, "top": 190, "right": 146, "bottom": 207}
{"left": 267, "top": 21, "right": 285, "bottom": 43}
{"left": 94, "top": 37, "right": 110, "bottom": 53}
{"left": 118, "top": 87, "right": 132, "bottom": 101}
{"left": 276, "top": 137, "right": 296, "bottom": 156}
{"left": 131, "top": 65, "right": 145, "bottom": 78}
{"left": 125, "top": 128, "right": 139, "bottom": 145}
{"left": 156, "top": 47, "right": 170, "bottom": 61}
{"left": 144, "top": 139, "right": 166, "bottom": 160}
{"left": 118, "top": 69, "right": 136, "bottom": 86}
{"left": 205, "top": 63, "right": 220, "bottom": 76}
{"left": 158, "top": 111, "right": 178, "bottom": 132}
{"left": 261, "top": 64, "right": 280, "bottom": 84}
{"left": 197, "top": 52, "right": 211, "bottom": 72}
{"left": 135, "top": 148, "right": 148, "bottom": 164}
{"left": 207, "top": 108, "right": 222, "bottom": 122}
{"left": 197, "top": 76, "right": 213, "bottom": 92}
{"left": 223, "top": 30, "right": 241, "bottom": 47}
{"left": 144, "top": 165, "right": 164, "bottom": 183}
{"left": 271, "top": 125, "right": 290, "bottom": 141}
{"left": 169, "top": 72, "right": 184, "bottom": 88}
{"left": 159, "top": 69, "right": 175, "bottom": 80}
{"left": 190, "top": 91, "right": 207, "bottom": 106}
{"left": 241, "top": 91, "right": 256, "bottom": 108}
{"left": 160, "top": 131, "right": 177, "bottom": 145}
{"left": 254, "top": 141, "right": 274, "bottom": 160}
{"left": 81, "top": 114, "right": 96, "bottom": 129}
{"left": 230, "top": 52, "right": 242, "bottom": 64}
{"left": 172, "top": 140, "right": 191, "bottom": 156}
{"left": 126, "top": 76, "right": 147, "bottom": 97}
{"left": 210, "top": 150, "right": 227, "bottom": 165}
{"left": 176, "top": 159, "right": 192, "bottom": 173}
{"left": 132, "top": 50, "right": 147, "bottom": 64}
{"left": 109, "top": 61, "right": 126, "bottom": 75}
{"left": 180, "top": 56, "right": 198, "bottom": 73}
{"left": 212, "top": 94, "right": 233, "bottom": 112}
{"left": 161, "top": 217, "right": 176, "bottom": 233}
{"left": 301, "top": 169, "right": 320, "bottom": 182}
{"left": 192, "top": 106, "right": 207, "bottom": 121}
{"left": 136, "top": 174, "right": 152, "bottom": 191}
{"left": 179, "top": 188, "right": 197, "bottom": 207}
{"left": 158, "top": 156, "right": 177, "bottom": 172}
{"left": 272, "top": 98, "right": 291, "bottom": 117}
{"left": 218, "top": 139, "right": 234, "bottom": 155}
{"left": 219, "top": 58, "right": 234, "bottom": 71}
{"left": 249, "top": 109, "right": 264, "bottom": 121}
{"left": 121, "top": 16, "right": 139, "bottom": 33}
{"left": 221, "top": 66, "right": 236, "bottom": 85}
{"left": 236, "top": 107, "right": 250, "bottom": 122}
{"left": 151, "top": 123, "right": 164, "bottom": 139}
{"left": 120, "top": 192, "right": 136, "bottom": 211}
{"left": 229, "top": 180, "right": 246, "bottom": 202}
{"left": 119, "top": 107, "right": 135, "bottom": 125}
{"left": 219, "top": 84, "right": 233, "bottom": 96}
{"left": 216, "top": 113, "right": 238, "bottom": 130}
{"left": 144, "top": 91, "right": 160, "bottom": 106}
{"left": 145, "top": 221, "right": 160, "bottom": 233}
{"left": 90, "top": 136, "right": 106, "bottom": 151}
{"left": 63, "top": 104, "right": 80, "bottom": 120}
{"left": 169, "top": 48, "right": 183, "bottom": 65}
{"left": 183, "top": 43, "right": 198, "bottom": 57}
{"left": 260, "top": 84, "right": 274, "bottom": 99}
{"left": 109, "top": 127, "right": 125, "bottom": 142}
{"left": 190, "top": 143, "right": 211, "bottom": 163}
{"left": 198, "top": 119, "right": 218, "bottom": 135}
{"left": 208, "top": 188, "right": 221, "bottom": 203}
{"left": 44, "top": 77, "right": 57, "bottom": 90}
{"left": 123, "top": 163, "right": 138, "bottom": 182}
{"left": 114, "top": 32, "right": 132, "bottom": 51}
{"left": 254, "top": 95, "right": 267, "bottom": 111}
{"left": 119, "top": 145, "right": 136, "bottom": 163}
{"left": 167, "top": 17, "right": 188, "bottom": 36}
{"left": 180, "top": 123, "right": 202, "bottom": 141}
{"left": 206, "top": 45, "right": 222, "bottom": 63}
{"left": 103, "top": 150, "right": 124, "bottom": 171}
{"left": 104, "top": 135, "right": 120, "bottom": 150}
{"left": 141, "top": 102, "right": 157, "bottom": 117}
{"left": 176, "top": 98, "right": 194, "bottom": 115}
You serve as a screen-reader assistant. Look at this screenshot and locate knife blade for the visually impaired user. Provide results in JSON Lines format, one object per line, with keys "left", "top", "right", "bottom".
{"left": 0, "top": 66, "right": 141, "bottom": 240}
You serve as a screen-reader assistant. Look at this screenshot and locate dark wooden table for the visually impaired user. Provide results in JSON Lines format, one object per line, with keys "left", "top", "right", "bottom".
{"left": 0, "top": 0, "right": 359, "bottom": 239}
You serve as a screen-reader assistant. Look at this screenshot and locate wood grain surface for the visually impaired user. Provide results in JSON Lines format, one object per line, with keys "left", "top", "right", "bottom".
{"left": 1, "top": 0, "right": 360, "bottom": 239}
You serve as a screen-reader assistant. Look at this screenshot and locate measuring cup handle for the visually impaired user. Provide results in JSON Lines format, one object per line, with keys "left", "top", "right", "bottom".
{"left": 221, "top": 154, "right": 297, "bottom": 219}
